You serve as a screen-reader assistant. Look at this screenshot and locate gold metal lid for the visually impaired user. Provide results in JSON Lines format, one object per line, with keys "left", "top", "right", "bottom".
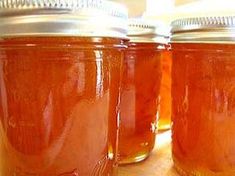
{"left": 0, "top": 0, "right": 128, "bottom": 38}
{"left": 171, "top": 16, "right": 235, "bottom": 43}
{"left": 127, "top": 18, "right": 170, "bottom": 44}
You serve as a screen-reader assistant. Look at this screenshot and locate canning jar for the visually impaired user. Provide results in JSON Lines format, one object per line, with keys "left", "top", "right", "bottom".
{"left": 118, "top": 19, "right": 165, "bottom": 164}
{"left": 171, "top": 16, "right": 235, "bottom": 176}
{"left": 0, "top": 1, "right": 127, "bottom": 176}
{"left": 159, "top": 30, "right": 171, "bottom": 131}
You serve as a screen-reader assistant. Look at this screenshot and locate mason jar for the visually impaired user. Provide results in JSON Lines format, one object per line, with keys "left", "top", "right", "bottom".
{"left": 158, "top": 25, "right": 171, "bottom": 131}
{"left": 0, "top": 1, "right": 127, "bottom": 175}
{"left": 171, "top": 16, "right": 235, "bottom": 176}
{"left": 118, "top": 19, "right": 166, "bottom": 164}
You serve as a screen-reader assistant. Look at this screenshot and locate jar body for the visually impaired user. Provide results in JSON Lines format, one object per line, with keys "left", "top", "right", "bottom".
{"left": 0, "top": 37, "right": 124, "bottom": 176}
{"left": 119, "top": 43, "right": 162, "bottom": 164}
{"left": 172, "top": 43, "right": 235, "bottom": 176}
{"left": 159, "top": 47, "right": 172, "bottom": 131}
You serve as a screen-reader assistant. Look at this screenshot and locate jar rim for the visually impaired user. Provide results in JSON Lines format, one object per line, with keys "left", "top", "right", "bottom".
{"left": 0, "top": 0, "right": 128, "bottom": 39}
{"left": 127, "top": 18, "right": 170, "bottom": 44}
{"left": 171, "top": 16, "right": 235, "bottom": 43}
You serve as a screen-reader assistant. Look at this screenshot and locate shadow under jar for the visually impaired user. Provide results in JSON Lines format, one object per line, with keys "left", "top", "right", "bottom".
{"left": 118, "top": 19, "right": 165, "bottom": 164}
{"left": 0, "top": 1, "right": 128, "bottom": 176}
{"left": 171, "top": 16, "right": 235, "bottom": 176}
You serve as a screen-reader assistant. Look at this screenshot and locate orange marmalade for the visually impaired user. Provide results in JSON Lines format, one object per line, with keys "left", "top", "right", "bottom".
{"left": 159, "top": 46, "right": 172, "bottom": 130}
{"left": 0, "top": 1, "right": 127, "bottom": 176}
{"left": 119, "top": 20, "right": 165, "bottom": 164}
{"left": 171, "top": 16, "right": 235, "bottom": 176}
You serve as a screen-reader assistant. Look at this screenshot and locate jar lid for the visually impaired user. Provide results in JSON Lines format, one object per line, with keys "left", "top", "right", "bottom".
{"left": 171, "top": 16, "right": 235, "bottom": 43}
{"left": 0, "top": 0, "right": 128, "bottom": 39}
{"left": 127, "top": 18, "right": 170, "bottom": 44}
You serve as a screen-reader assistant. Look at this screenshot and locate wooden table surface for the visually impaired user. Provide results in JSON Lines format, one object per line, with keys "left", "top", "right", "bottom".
{"left": 0, "top": 130, "right": 177, "bottom": 176}
{"left": 118, "top": 130, "right": 179, "bottom": 176}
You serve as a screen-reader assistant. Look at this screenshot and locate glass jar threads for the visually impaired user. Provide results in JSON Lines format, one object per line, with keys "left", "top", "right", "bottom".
{"left": 0, "top": 0, "right": 127, "bottom": 175}
{"left": 171, "top": 16, "right": 235, "bottom": 176}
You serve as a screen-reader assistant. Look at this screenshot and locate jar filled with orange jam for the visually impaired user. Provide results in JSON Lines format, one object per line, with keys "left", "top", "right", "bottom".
{"left": 159, "top": 30, "right": 172, "bottom": 131}
{"left": 119, "top": 19, "right": 165, "bottom": 164}
{"left": 171, "top": 16, "right": 235, "bottom": 176}
{"left": 0, "top": 1, "right": 127, "bottom": 176}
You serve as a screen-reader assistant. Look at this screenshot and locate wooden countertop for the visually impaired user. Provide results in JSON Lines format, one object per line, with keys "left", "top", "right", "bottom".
{"left": 0, "top": 130, "right": 177, "bottom": 176}
{"left": 118, "top": 130, "right": 179, "bottom": 176}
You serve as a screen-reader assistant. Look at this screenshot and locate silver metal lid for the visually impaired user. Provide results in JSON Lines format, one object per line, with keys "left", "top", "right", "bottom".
{"left": 171, "top": 16, "right": 235, "bottom": 43}
{"left": 0, "top": 0, "right": 128, "bottom": 38}
{"left": 127, "top": 18, "right": 170, "bottom": 44}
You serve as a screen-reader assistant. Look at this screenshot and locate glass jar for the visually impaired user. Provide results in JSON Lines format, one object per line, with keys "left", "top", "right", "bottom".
{"left": 118, "top": 19, "right": 165, "bottom": 164}
{"left": 0, "top": 1, "right": 127, "bottom": 176}
{"left": 159, "top": 32, "right": 172, "bottom": 131}
{"left": 171, "top": 16, "right": 235, "bottom": 176}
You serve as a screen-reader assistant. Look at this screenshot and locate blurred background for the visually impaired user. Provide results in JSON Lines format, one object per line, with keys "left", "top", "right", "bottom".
{"left": 112, "top": 0, "right": 235, "bottom": 24}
